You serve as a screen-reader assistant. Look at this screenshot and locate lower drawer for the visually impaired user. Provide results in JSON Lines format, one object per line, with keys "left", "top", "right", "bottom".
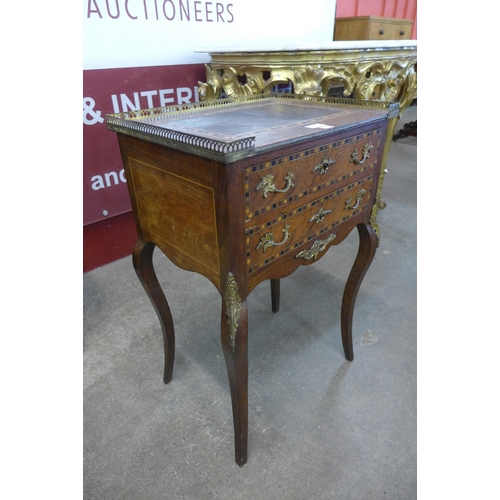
{"left": 367, "top": 20, "right": 412, "bottom": 39}
{"left": 245, "top": 175, "right": 373, "bottom": 273}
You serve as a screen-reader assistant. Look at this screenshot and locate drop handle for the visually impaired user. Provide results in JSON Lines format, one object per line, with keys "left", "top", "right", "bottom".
{"left": 350, "top": 142, "right": 374, "bottom": 165}
{"left": 256, "top": 170, "right": 295, "bottom": 198}
{"left": 345, "top": 189, "right": 367, "bottom": 210}
{"left": 256, "top": 223, "right": 291, "bottom": 253}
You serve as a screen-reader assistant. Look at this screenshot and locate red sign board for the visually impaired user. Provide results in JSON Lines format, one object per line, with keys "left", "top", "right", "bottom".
{"left": 83, "top": 63, "right": 206, "bottom": 225}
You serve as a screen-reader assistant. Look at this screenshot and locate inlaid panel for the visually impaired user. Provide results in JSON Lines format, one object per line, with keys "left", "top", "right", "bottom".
{"left": 129, "top": 157, "right": 219, "bottom": 273}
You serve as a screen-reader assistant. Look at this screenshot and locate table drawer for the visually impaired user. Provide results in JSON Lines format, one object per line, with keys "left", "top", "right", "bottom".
{"left": 245, "top": 129, "right": 381, "bottom": 221}
{"left": 246, "top": 175, "right": 373, "bottom": 273}
{"left": 334, "top": 16, "right": 413, "bottom": 41}
{"left": 367, "top": 21, "right": 396, "bottom": 39}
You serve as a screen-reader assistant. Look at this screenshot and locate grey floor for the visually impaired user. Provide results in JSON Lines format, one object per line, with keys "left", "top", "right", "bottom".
{"left": 83, "top": 105, "right": 417, "bottom": 499}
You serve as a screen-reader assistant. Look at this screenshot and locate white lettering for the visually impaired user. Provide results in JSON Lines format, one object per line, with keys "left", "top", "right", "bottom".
{"left": 159, "top": 88, "right": 174, "bottom": 106}
{"left": 91, "top": 169, "right": 127, "bottom": 190}
{"left": 176, "top": 87, "right": 192, "bottom": 104}
{"left": 121, "top": 92, "right": 140, "bottom": 111}
{"left": 111, "top": 94, "right": 120, "bottom": 113}
{"left": 91, "top": 175, "right": 106, "bottom": 190}
{"left": 83, "top": 97, "right": 104, "bottom": 125}
{"left": 91, "top": 86, "right": 200, "bottom": 118}
{"left": 140, "top": 90, "right": 158, "bottom": 108}
{"left": 105, "top": 171, "right": 119, "bottom": 186}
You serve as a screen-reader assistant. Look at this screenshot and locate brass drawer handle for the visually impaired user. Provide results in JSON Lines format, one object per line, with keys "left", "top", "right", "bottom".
{"left": 256, "top": 171, "right": 295, "bottom": 198}
{"left": 309, "top": 207, "right": 332, "bottom": 224}
{"left": 256, "top": 223, "right": 291, "bottom": 253}
{"left": 345, "top": 189, "right": 367, "bottom": 210}
{"left": 312, "top": 158, "right": 335, "bottom": 174}
{"left": 296, "top": 234, "right": 336, "bottom": 260}
{"left": 350, "top": 143, "right": 374, "bottom": 164}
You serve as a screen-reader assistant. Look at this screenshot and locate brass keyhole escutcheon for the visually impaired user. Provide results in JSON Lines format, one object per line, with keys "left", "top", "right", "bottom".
{"left": 309, "top": 207, "right": 332, "bottom": 224}
{"left": 312, "top": 158, "right": 335, "bottom": 174}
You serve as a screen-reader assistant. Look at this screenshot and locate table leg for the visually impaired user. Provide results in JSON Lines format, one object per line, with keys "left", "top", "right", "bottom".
{"left": 133, "top": 239, "right": 175, "bottom": 384}
{"left": 270, "top": 278, "right": 280, "bottom": 313}
{"left": 221, "top": 274, "right": 249, "bottom": 466}
{"left": 340, "top": 223, "right": 378, "bottom": 361}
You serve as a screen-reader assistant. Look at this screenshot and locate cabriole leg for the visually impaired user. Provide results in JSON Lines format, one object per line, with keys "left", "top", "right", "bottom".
{"left": 340, "top": 223, "right": 378, "bottom": 361}
{"left": 132, "top": 239, "right": 175, "bottom": 384}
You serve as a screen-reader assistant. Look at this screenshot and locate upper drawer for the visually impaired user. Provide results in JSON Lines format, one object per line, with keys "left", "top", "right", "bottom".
{"left": 244, "top": 128, "right": 382, "bottom": 221}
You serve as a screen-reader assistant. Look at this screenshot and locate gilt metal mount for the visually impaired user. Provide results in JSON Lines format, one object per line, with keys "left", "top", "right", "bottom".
{"left": 224, "top": 273, "right": 242, "bottom": 352}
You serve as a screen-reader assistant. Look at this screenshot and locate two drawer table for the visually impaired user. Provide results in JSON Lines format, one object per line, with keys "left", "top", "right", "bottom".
{"left": 106, "top": 94, "right": 399, "bottom": 466}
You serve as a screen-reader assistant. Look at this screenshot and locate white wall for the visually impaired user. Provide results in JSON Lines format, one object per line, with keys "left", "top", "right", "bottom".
{"left": 83, "top": 0, "right": 336, "bottom": 69}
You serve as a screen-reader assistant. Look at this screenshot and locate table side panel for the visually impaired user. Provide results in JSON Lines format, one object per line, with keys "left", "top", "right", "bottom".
{"left": 117, "top": 135, "right": 221, "bottom": 287}
{"left": 129, "top": 158, "right": 219, "bottom": 267}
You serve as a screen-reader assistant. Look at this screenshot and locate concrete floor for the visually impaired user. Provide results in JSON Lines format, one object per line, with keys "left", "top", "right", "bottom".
{"left": 83, "top": 105, "right": 417, "bottom": 499}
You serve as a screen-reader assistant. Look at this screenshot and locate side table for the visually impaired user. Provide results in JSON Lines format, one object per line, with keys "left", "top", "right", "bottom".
{"left": 106, "top": 93, "right": 399, "bottom": 465}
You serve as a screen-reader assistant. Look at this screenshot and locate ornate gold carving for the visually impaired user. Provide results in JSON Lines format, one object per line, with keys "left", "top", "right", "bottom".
{"left": 351, "top": 143, "right": 374, "bottom": 165}
{"left": 309, "top": 207, "right": 332, "bottom": 224}
{"left": 256, "top": 170, "right": 295, "bottom": 198}
{"left": 345, "top": 189, "right": 367, "bottom": 210}
{"left": 352, "top": 58, "right": 417, "bottom": 108}
{"left": 296, "top": 234, "right": 336, "bottom": 260}
{"left": 322, "top": 67, "right": 357, "bottom": 97}
{"left": 224, "top": 273, "right": 241, "bottom": 352}
{"left": 197, "top": 64, "right": 223, "bottom": 101}
{"left": 257, "top": 223, "right": 291, "bottom": 253}
{"left": 312, "top": 158, "right": 336, "bottom": 174}
{"left": 198, "top": 47, "right": 416, "bottom": 112}
{"left": 294, "top": 65, "right": 325, "bottom": 96}
{"left": 221, "top": 67, "right": 255, "bottom": 97}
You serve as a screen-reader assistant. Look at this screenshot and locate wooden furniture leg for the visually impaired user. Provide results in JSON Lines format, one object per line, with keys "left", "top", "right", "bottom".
{"left": 393, "top": 120, "right": 417, "bottom": 141}
{"left": 270, "top": 278, "right": 280, "bottom": 313}
{"left": 132, "top": 239, "right": 175, "bottom": 384}
{"left": 221, "top": 290, "right": 249, "bottom": 466}
{"left": 340, "top": 223, "right": 378, "bottom": 361}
